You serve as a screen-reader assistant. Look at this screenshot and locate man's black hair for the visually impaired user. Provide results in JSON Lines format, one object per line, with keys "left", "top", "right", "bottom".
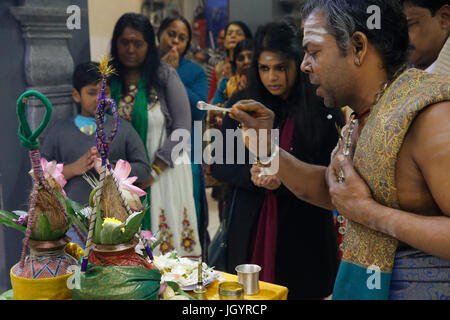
{"left": 400, "top": 0, "right": 449, "bottom": 16}
{"left": 302, "top": 0, "right": 410, "bottom": 77}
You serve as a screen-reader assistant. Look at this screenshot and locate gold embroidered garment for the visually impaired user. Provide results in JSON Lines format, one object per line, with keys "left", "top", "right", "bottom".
{"left": 343, "top": 68, "right": 450, "bottom": 272}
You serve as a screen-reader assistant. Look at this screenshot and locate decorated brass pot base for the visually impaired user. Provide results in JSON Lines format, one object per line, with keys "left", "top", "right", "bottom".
{"left": 10, "top": 236, "right": 77, "bottom": 300}
{"left": 89, "top": 237, "right": 157, "bottom": 270}
{"left": 12, "top": 236, "right": 77, "bottom": 279}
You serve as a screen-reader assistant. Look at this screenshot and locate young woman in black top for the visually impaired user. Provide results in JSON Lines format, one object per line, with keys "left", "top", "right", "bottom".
{"left": 211, "top": 21, "right": 344, "bottom": 299}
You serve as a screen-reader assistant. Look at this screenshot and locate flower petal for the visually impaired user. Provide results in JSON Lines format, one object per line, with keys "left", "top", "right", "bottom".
{"left": 40, "top": 158, "right": 49, "bottom": 170}
{"left": 94, "top": 158, "right": 102, "bottom": 174}
{"left": 123, "top": 176, "right": 138, "bottom": 185}
{"left": 46, "top": 160, "right": 57, "bottom": 176}
{"left": 141, "top": 230, "right": 153, "bottom": 240}
{"left": 113, "top": 159, "right": 131, "bottom": 181}
{"left": 55, "top": 163, "right": 64, "bottom": 173}
{"left": 121, "top": 183, "right": 147, "bottom": 197}
{"left": 121, "top": 189, "right": 144, "bottom": 211}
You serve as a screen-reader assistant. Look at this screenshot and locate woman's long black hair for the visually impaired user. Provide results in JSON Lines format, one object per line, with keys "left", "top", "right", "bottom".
{"left": 110, "top": 12, "right": 161, "bottom": 95}
{"left": 244, "top": 21, "right": 344, "bottom": 163}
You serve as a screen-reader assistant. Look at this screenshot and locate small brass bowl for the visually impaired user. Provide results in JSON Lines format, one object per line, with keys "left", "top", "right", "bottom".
{"left": 218, "top": 281, "right": 244, "bottom": 300}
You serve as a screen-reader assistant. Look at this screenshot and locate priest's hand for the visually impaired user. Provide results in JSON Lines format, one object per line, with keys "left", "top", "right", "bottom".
{"left": 327, "top": 153, "right": 375, "bottom": 222}
{"left": 230, "top": 100, "right": 275, "bottom": 157}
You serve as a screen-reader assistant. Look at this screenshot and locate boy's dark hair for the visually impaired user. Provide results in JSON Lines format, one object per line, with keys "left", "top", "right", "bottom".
{"left": 73, "top": 61, "right": 111, "bottom": 113}
{"left": 302, "top": 0, "right": 410, "bottom": 78}
{"left": 157, "top": 15, "right": 192, "bottom": 56}
{"left": 73, "top": 61, "right": 103, "bottom": 93}
{"left": 400, "top": 0, "right": 449, "bottom": 16}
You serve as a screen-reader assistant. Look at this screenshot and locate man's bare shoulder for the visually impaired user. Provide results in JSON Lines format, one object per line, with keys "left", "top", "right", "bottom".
{"left": 405, "top": 100, "right": 450, "bottom": 216}
{"left": 407, "top": 100, "right": 450, "bottom": 150}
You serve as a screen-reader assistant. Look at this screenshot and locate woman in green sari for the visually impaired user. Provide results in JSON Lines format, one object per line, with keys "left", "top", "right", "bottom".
{"left": 109, "top": 13, "right": 202, "bottom": 259}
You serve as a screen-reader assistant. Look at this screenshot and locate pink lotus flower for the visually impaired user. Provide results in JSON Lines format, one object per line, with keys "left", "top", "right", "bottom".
{"left": 112, "top": 159, "right": 147, "bottom": 211}
{"left": 29, "top": 158, "right": 67, "bottom": 197}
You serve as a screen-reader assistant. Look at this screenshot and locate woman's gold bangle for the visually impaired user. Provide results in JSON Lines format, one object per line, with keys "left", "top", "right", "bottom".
{"left": 152, "top": 163, "right": 163, "bottom": 176}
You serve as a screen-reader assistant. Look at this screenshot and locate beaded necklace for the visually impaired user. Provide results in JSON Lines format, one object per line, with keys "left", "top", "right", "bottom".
{"left": 335, "top": 65, "right": 407, "bottom": 252}
{"left": 118, "top": 85, "right": 160, "bottom": 121}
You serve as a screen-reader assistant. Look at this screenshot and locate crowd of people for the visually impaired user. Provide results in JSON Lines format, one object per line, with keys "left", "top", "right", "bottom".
{"left": 40, "top": 0, "right": 449, "bottom": 300}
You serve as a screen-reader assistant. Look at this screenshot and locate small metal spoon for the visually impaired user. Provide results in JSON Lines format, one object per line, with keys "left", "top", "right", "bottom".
{"left": 197, "top": 101, "right": 231, "bottom": 112}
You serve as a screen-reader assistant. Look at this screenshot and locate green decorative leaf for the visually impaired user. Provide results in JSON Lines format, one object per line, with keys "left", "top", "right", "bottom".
{"left": 63, "top": 198, "right": 89, "bottom": 234}
{"left": 92, "top": 203, "right": 103, "bottom": 244}
{"left": 0, "top": 217, "right": 26, "bottom": 234}
{"left": 94, "top": 210, "right": 149, "bottom": 245}
{"left": 165, "top": 281, "right": 196, "bottom": 300}
{"left": 89, "top": 186, "right": 100, "bottom": 207}
{"left": 99, "top": 219, "right": 125, "bottom": 245}
{"left": 64, "top": 198, "right": 85, "bottom": 216}
{"left": 31, "top": 214, "right": 67, "bottom": 241}
{"left": 0, "top": 210, "right": 25, "bottom": 233}
{"left": 53, "top": 191, "right": 79, "bottom": 218}
{"left": 0, "top": 210, "right": 20, "bottom": 221}
{"left": 120, "top": 208, "right": 148, "bottom": 241}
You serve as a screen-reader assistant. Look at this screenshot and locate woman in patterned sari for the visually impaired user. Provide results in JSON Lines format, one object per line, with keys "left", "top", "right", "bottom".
{"left": 109, "top": 13, "right": 202, "bottom": 258}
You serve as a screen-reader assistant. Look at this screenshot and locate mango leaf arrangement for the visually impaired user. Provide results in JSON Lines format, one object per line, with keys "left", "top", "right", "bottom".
{"left": 80, "top": 159, "right": 150, "bottom": 245}
{"left": 80, "top": 56, "right": 155, "bottom": 271}
{"left": 0, "top": 158, "right": 83, "bottom": 242}
{"left": 80, "top": 159, "right": 150, "bottom": 246}
{"left": 14, "top": 89, "right": 89, "bottom": 268}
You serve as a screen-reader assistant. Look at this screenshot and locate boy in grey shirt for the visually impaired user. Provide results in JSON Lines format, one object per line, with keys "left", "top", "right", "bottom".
{"left": 41, "top": 62, "right": 150, "bottom": 246}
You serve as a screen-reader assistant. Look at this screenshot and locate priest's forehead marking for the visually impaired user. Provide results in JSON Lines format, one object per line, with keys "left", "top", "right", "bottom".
{"left": 303, "top": 16, "right": 328, "bottom": 44}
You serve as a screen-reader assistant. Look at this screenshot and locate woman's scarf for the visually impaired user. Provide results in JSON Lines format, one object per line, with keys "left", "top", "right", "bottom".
{"left": 111, "top": 76, "right": 149, "bottom": 156}
{"left": 224, "top": 74, "right": 242, "bottom": 100}
{"left": 250, "top": 117, "right": 295, "bottom": 283}
{"left": 111, "top": 76, "right": 152, "bottom": 230}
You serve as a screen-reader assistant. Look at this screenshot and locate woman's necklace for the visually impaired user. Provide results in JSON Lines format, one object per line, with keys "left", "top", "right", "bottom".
{"left": 335, "top": 65, "right": 407, "bottom": 252}
{"left": 118, "top": 84, "right": 138, "bottom": 121}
